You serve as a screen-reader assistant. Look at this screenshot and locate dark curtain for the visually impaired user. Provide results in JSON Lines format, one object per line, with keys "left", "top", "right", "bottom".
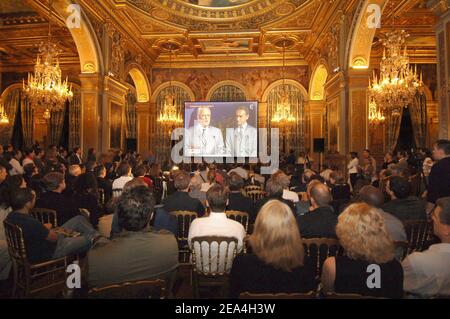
{"left": 59, "top": 101, "right": 70, "bottom": 149}
{"left": 11, "top": 100, "right": 24, "bottom": 150}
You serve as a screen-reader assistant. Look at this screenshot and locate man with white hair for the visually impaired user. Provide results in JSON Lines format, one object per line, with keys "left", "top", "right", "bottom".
{"left": 184, "top": 106, "right": 225, "bottom": 156}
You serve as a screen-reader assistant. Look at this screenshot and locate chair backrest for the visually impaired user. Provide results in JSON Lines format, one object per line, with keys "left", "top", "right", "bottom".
{"left": 30, "top": 208, "right": 58, "bottom": 228}
{"left": 246, "top": 190, "right": 266, "bottom": 202}
{"left": 3, "top": 220, "right": 27, "bottom": 262}
{"left": 88, "top": 279, "right": 166, "bottom": 299}
{"left": 302, "top": 238, "right": 343, "bottom": 278}
{"left": 244, "top": 185, "right": 262, "bottom": 196}
{"left": 191, "top": 236, "right": 238, "bottom": 275}
{"left": 97, "top": 188, "right": 105, "bottom": 206}
{"left": 226, "top": 210, "right": 249, "bottom": 232}
{"left": 112, "top": 188, "right": 123, "bottom": 198}
{"left": 404, "top": 220, "right": 432, "bottom": 254}
{"left": 325, "top": 292, "right": 384, "bottom": 299}
{"left": 171, "top": 210, "right": 198, "bottom": 241}
{"left": 240, "top": 291, "right": 317, "bottom": 299}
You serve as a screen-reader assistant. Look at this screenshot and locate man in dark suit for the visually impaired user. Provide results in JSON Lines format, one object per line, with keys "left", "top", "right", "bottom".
{"left": 35, "top": 172, "right": 80, "bottom": 226}
{"left": 382, "top": 176, "right": 427, "bottom": 223}
{"left": 296, "top": 182, "right": 337, "bottom": 238}
{"left": 94, "top": 164, "right": 113, "bottom": 204}
{"left": 227, "top": 172, "right": 254, "bottom": 216}
{"left": 162, "top": 170, "right": 205, "bottom": 216}
{"left": 68, "top": 147, "right": 83, "bottom": 165}
{"left": 427, "top": 139, "right": 450, "bottom": 213}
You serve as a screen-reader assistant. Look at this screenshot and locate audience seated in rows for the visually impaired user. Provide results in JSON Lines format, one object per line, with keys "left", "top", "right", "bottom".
{"left": 297, "top": 182, "right": 337, "bottom": 239}
{"left": 162, "top": 171, "right": 205, "bottom": 216}
{"left": 88, "top": 186, "right": 178, "bottom": 291}
{"left": 321, "top": 203, "right": 404, "bottom": 298}
{"left": 230, "top": 200, "right": 316, "bottom": 298}
{"left": 382, "top": 176, "right": 427, "bottom": 223}
{"left": 402, "top": 196, "right": 450, "bottom": 297}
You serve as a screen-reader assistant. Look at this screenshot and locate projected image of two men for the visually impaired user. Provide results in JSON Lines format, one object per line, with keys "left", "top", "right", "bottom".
{"left": 184, "top": 101, "right": 258, "bottom": 157}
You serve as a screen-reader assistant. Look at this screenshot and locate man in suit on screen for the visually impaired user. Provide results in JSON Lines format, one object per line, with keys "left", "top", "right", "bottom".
{"left": 225, "top": 105, "right": 257, "bottom": 157}
{"left": 184, "top": 106, "right": 225, "bottom": 156}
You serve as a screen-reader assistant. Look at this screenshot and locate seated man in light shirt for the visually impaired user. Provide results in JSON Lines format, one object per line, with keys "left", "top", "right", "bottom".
{"left": 184, "top": 106, "right": 225, "bottom": 156}
{"left": 402, "top": 196, "right": 450, "bottom": 297}
{"left": 188, "top": 184, "right": 246, "bottom": 273}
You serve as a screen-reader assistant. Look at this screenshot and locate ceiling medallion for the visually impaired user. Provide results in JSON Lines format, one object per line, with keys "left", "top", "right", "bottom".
{"left": 275, "top": 3, "right": 295, "bottom": 16}
{"left": 151, "top": 8, "right": 171, "bottom": 21}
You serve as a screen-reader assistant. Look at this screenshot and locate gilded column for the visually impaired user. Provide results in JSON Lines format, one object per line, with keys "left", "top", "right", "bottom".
{"left": 79, "top": 73, "right": 103, "bottom": 156}
{"left": 136, "top": 102, "right": 150, "bottom": 157}
{"left": 428, "top": 0, "right": 450, "bottom": 139}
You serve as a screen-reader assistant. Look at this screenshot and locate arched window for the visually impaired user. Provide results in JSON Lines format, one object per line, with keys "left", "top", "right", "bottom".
{"left": 209, "top": 84, "right": 246, "bottom": 102}
{"left": 264, "top": 81, "right": 307, "bottom": 153}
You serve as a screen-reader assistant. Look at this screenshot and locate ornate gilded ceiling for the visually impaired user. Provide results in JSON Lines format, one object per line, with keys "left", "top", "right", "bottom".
{"left": 0, "top": 0, "right": 79, "bottom": 73}
{"left": 0, "top": 0, "right": 439, "bottom": 74}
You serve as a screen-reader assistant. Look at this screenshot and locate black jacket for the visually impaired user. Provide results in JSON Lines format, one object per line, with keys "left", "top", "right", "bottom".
{"left": 381, "top": 196, "right": 427, "bottom": 223}
{"left": 162, "top": 191, "right": 205, "bottom": 216}
{"left": 296, "top": 206, "right": 337, "bottom": 238}
{"left": 35, "top": 191, "right": 79, "bottom": 226}
{"left": 227, "top": 192, "right": 255, "bottom": 216}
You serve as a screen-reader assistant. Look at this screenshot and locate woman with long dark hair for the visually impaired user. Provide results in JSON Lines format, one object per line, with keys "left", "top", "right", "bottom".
{"left": 73, "top": 173, "right": 102, "bottom": 227}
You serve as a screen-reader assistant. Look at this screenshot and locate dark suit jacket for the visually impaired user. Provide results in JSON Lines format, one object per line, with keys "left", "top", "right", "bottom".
{"left": 227, "top": 192, "right": 254, "bottom": 216}
{"left": 381, "top": 196, "right": 427, "bottom": 223}
{"left": 97, "top": 177, "right": 113, "bottom": 203}
{"left": 296, "top": 206, "right": 337, "bottom": 238}
{"left": 162, "top": 191, "right": 205, "bottom": 216}
{"left": 35, "top": 191, "right": 79, "bottom": 226}
{"left": 68, "top": 153, "right": 82, "bottom": 165}
{"left": 427, "top": 157, "right": 450, "bottom": 204}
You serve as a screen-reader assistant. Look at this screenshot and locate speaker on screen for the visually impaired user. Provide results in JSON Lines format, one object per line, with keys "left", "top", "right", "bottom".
{"left": 126, "top": 138, "right": 137, "bottom": 152}
{"left": 313, "top": 138, "right": 325, "bottom": 153}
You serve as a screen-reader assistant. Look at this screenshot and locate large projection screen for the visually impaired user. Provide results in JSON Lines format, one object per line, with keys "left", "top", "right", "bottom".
{"left": 184, "top": 101, "right": 258, "bottom": 157}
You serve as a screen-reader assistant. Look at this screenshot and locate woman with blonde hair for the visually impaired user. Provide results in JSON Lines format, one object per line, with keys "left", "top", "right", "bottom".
{"left": 229, "top": 200, "right": 316, "bottom": 298}
{"left": 321, "top": 203, "right": 403, "bottom": 298}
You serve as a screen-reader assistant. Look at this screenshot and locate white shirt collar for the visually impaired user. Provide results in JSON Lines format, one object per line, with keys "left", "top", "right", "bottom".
{"left": 238, "top": 123, "right": 247, "bottom": 131}
{"left": 209, "top": 212, "right": 227, "bottom": 219}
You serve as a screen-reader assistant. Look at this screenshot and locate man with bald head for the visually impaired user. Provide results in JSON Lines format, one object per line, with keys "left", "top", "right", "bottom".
{"left": 184, "top": 106, "right": 225, "bottom": 156}
{"left": 358, "top": 185, "right": 406, "bottom": 242}
{"left": 296, "top": 182, "right": 337, "bottom": 238}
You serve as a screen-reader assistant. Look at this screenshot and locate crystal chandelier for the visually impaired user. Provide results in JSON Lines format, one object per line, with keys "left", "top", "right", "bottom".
{"left": 368, "top": 29, "right": 423, "bottom": 117}
{"left": 271, "top": 41, "right": 295, "bottom": 124}
{"left": 23, "top": 0, "right": 73, "bottom": 112}
{"left": 157, "top": 46, "right": 182, "bottom": 125}
{"left": 0, "top": 99, "right": 9, "bottom": 125}
{"left": 368, "top": 98, "right": 385, "bottom": 126}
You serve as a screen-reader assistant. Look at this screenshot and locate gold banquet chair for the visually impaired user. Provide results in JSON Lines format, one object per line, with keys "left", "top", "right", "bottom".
{"left": 225, "top": 210, "right": 249, "bottom": 233}
{"left": 88, "top": 279, "right": 167, "bottom": 299}
{"left": 245, "top": 190, "right": 266, "bottom": 203}
{"left": 404, "top": 220, "right": 433, "bottom": 254}
{"left": 243, "top": 185, "right": 262, "bottom": 196}
{"left": 3, "top": 221, "right": 70, "bottom": 298}
{"left": 240, "top": 291, "right": 317, "bottom": 299}
{"left": 191, "top": 236, "right": 238, "bottom": 298}
{"left": 30, "top": 208, "right": 58, "bottom": 228}
{"left": 171, "top": 210, "right": 198, "bottom": 264}
{"left": 302, "top": 238, "right": 344, "bottom": 279}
